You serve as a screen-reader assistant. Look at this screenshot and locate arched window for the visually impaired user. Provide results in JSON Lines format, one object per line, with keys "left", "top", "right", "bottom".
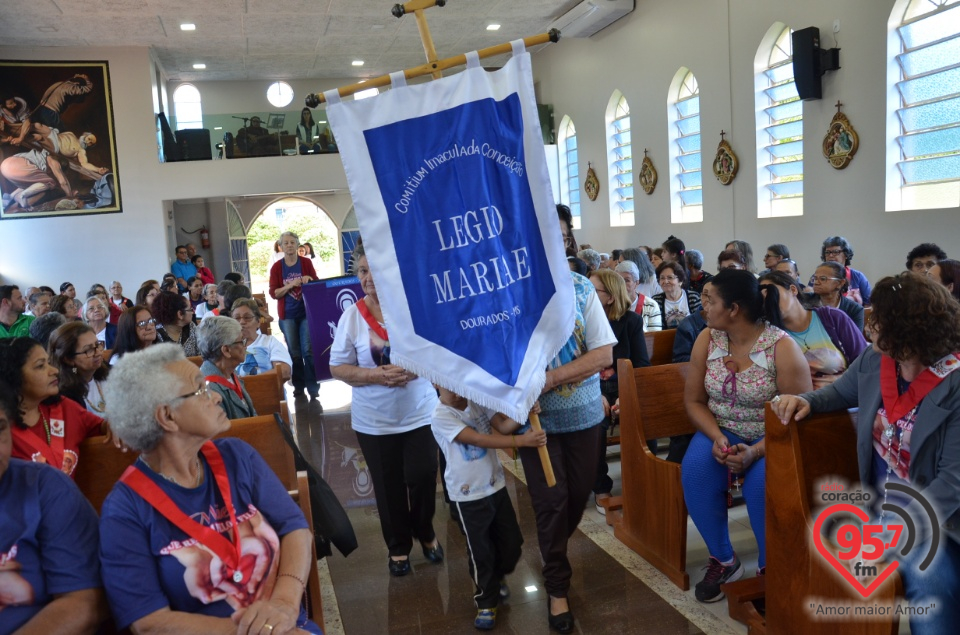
{"left": 755, "top": 25, "right": 803, "bottom": 218}
{"left": 606, "top": 92, "right": 634, "bottom": 227}
{"left": 558, "top": 116, "right": 581, "bottom": 229}
{"left": 668, "top": 69, "right": 702, "bottom": 223}
{"left": 888, "top": 0, "right": 960, "bottom": 211}
{"left": 172, "top": 84, "right": 203, "bottom": 131}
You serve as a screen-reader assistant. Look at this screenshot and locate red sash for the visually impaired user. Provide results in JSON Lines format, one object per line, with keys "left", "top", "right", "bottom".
{"left": 17, "top": 402, "right": 66, "bottom": 470}
{"left": 357, "top": 299, "right": 389, "bottom": 342}
{"left": 206, "top": 374, "right": 245, "bottom": 401}
{"left": 880, "top": 353, "right": 960, "bottom": 423}
{"left": 632, "top": 293, "right": 646, "bottom": 314}
{"left": 120, "top": 441, "right": 246, "bottom": 583}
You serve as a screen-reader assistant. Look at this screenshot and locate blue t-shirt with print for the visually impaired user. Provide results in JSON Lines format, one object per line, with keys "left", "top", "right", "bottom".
{"left": 98, "top": 438, "right": 319, "bottom": 633}
{"left": 281, "top": 259, "right": 306, "bottom": 321}
{"left": 0, "top": 460, "right": 101, "bottom": 634}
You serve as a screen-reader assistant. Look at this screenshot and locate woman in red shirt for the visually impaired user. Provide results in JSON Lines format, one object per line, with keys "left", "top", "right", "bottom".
{"left": 0, "top": 337, "right": 109, "bottom": 477}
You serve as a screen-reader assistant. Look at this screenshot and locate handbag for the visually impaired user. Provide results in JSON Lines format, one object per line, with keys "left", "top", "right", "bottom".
{"left": 273, "top": 413, "right": 358, "bottom": 558}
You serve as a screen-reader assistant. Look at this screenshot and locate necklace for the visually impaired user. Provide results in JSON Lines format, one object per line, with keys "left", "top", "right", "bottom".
{"left": 139, "top": 455, "right": 203, "bottom": 487}
{"left": 40, "top": 409, "right": 51, "bottom": 444}
{"left": 85, "top": 379, "right": 106, "bottom": 414}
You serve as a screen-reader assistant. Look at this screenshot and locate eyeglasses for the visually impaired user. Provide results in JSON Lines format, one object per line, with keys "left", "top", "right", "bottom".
{"left": 235, "top": 314, "right": 259, "bottom": 323}
{"left": 181, "top": 306, "right": 194, "bottom": 313}
{"left": 658, "top": 276, "right": 679, "bottom": 283}
{"left": 73, "top": 341, "right": 106, "bottom": 358}
{"left": 227, "top": 337, "right": 248, "bottom": 348}
{"left": 174, "top": 381, "right": 214, "bottom": 402}
{"left": 823, "top": 249, "right": 844, "bottom": 256}
{"left": 136, "top": 318, "right": 157, "bottom": 328}
{"left": 812, "top": 276, "right": 843, "bottom": 283}
{"left": 911, "top": 261, "right": 937, "bottom": 272}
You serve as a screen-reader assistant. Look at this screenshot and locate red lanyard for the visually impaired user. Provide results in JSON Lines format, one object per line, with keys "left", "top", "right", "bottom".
{"left": 357, "top": 299, "right": 389, "bottom": 342}
{"left": 17, "top": 402, "right": 66, "bottom": 470}
{"left": 880, "top": 353, "right": 960, "bottom": 423}
{"left": 206, "top": 374, "right": 244, "bottom": 401}
{"left": 121, "top": 441, "right": 246, "bottom": 583}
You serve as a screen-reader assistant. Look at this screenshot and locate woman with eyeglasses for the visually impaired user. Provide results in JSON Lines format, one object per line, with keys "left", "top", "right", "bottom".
{"left": 50, "top": 293, "right": 80, "bottom": 321}
{"left": 135, "top": 280, "right": 160, "bottom": 307}
{"left": 762, "top": 244, "right": 790, "bottom": 273}
{"left": 196, "top": 316, "right": 257, "bottom": 420}
{"left": 682, "top": 270, "right": 811, "bottom": 602}
{"left": 48, "top": 322, "right": 111, "bottom": 416}
{"left": 99, "top": 345, "right": 321, "bottom": 635}
{"left": 330, "top": 245, "right": 442, "bottom": 577}
{"left": 0, "top": 337, "right": 110, "bottom": 477}
{"left": 813, "top": 236, "right": 871, "bottom": 306}
{"left": 772, "top": 273, "right": 960, "bottom": 634}
{"left": 810, "top": 261, "right": 865, "bottom": 331}
{"left": 758, "top": 271, "right": 868, "bottom": 389}
{"left": 152, "top": 291, "right": 200, "bottom": 357}
{"left": 111, "top": 305, "right": 158, "bottom": 365}
{"left": 653, "top": 261, "right": 702, "bottom": 328}
{"left": 81, "top": 295, "right": 117, "bottom": 350}
{"left": 229, "top": 298, "right": 292, "bottom": 381}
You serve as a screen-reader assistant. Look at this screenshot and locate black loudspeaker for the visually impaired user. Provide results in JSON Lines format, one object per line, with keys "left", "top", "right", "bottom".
{"left": 176, "top": 128, "right": 213, "bottom": 161}
{"left": 792, "top": 27, "right": 841, "bottom": 101}
{"left": 792, "top": 27, "right": 822, "bottom": 100}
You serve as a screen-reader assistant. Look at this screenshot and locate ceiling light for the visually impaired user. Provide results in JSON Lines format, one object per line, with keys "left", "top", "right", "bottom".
{"left": 214, "top": 126, "right": 223, "bottom": 130}
{"left": 317, "top": 120, "right": 327, "bottom": 124}
{"left": 180, "top": 23, "right": 196, "bottom": 31}
{"left": 524, "top": 585, "right": 538, "bottom": 593}
{"left": 487, "top": 24, "right": 501, "bottom": 31}
{"left": 192, "top": 63, "right": 206, "bottom": 69}
{"left": 352, "top": 60, "right": 364, "bottom": 66}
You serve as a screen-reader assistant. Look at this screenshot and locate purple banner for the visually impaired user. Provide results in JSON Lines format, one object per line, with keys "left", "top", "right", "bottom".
{"left": 303, "top": 274, "right": 363, "bottom": 382}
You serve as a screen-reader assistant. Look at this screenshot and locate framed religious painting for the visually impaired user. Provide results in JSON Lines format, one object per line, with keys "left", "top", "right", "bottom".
{"left": 822, "top": 103, "right": 859, "bottom": 170}
{"left": 0, "top": 60, "right": 121, "bottom": 219}
{"left": 584, "top": 162, "right": 600, "bottom": 201}
{"left": 639, "top": 150, "right": 657, "bottom": 195}
{"left": 712, "top": 132, "right": 738, "bottom": 186}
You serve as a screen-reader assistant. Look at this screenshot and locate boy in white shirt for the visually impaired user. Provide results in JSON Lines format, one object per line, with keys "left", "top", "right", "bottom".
{"left": 432, "top": 387, "right": 546, "bottom": 631}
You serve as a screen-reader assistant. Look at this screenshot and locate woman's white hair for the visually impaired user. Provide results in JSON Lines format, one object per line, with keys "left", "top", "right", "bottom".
{"left": 82, "top": 295, "right": 109, "bottom": 319}
{"left": 103, "top": 344, "right": 186, "bottom": 452}
{"left": 197, "top": 316, "right": 241, "bottom": 361}
{"left": 202, "top": 283, "right": 218, "bottom": 296}
{"left": 279, "top": 231, "right": 299, "bottom": 244}
{"left": 615, "top": 260, "right": 640, "bottom": 282}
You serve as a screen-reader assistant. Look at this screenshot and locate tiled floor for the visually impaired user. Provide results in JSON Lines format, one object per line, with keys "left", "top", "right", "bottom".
{"left": 289, "top": 381, "right": 754, "bottom": 634}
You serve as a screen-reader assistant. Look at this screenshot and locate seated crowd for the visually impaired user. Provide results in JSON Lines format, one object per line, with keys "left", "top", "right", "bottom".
{"left": 0, "top": 224, "right": 958, "bottom": 634}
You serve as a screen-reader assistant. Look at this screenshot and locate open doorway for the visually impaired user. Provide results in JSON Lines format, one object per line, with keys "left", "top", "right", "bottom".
{"left": 245, "top": 196, "right": 341, "bottom": 333}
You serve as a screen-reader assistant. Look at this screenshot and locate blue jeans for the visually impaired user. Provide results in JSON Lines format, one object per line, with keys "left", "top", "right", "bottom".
{"left": 893, "top": 535, "right": 960, "bottom": 633}
{"left": 682, "top": 430, "right": 766, "bottom": 568}
{"left": 279, "top": 317, "right": 317, "bottom": 396}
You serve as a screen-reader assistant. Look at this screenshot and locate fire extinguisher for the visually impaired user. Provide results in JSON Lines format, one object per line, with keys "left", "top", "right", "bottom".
{"left": 200, "top": 226, "right": 210, "bottom": 249}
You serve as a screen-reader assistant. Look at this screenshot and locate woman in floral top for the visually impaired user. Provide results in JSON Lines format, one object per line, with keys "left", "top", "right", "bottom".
{"left": 681, "top": 269, "right": 811, "bottom": 603}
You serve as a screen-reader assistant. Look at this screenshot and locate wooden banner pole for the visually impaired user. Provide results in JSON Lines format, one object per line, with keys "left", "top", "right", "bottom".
{"left": 305, "top": 29, "right": 560, "bottom": 108}
{"left": 529, "top": 412, "right": 556, "bottom": 488}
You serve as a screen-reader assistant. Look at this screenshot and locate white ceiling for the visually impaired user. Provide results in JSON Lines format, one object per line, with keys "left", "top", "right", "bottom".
{"left": 0, "top": 0, "right": 578, "bottom": 82}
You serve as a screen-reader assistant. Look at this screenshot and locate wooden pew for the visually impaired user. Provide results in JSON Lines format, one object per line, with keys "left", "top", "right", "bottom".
{"left": 758, "top": 404, "right": 900, "bottom": 635}
{"left": 241, "top": 370, "right": 287, "bottom": 419}
{"left": 75, "top": 437, "right": 139, "bottom": 512}
{"left": 644, "top": 328, "right": 677, "bottom": 366}
{"left": 607, "top": 360, "right": 694, "bottom": 590}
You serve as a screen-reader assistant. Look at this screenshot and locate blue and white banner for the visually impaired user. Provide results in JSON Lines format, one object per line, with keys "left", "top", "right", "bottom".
{"left": 325, "top": 41, "right": 574, "bottom": 422}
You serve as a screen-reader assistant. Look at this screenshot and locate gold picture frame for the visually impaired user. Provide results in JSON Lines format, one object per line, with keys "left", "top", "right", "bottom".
{"left": 823, "top": 102, "right": 859, "bottom": 170}
{"left": 584, "top": 162, "right": 600, "bottom": 201}
{"left": 712, "top": 131, "right": 738, "bottom": 186}
{"left": 639, "top": 150, "right": 657, "bottom": 195}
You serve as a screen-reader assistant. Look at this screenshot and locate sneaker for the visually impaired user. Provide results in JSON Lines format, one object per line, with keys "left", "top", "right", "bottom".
{"left": 595, "top": 493, "right": 611, "bottom": 516}
{"left": 694, "top": 555, "right": 744, "bottom": 603}
{"left": 474, "top": 607, "right": 497, "bottom": 630}
{"left": 499, "top": 579, "right": 510, "bottom": 600}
